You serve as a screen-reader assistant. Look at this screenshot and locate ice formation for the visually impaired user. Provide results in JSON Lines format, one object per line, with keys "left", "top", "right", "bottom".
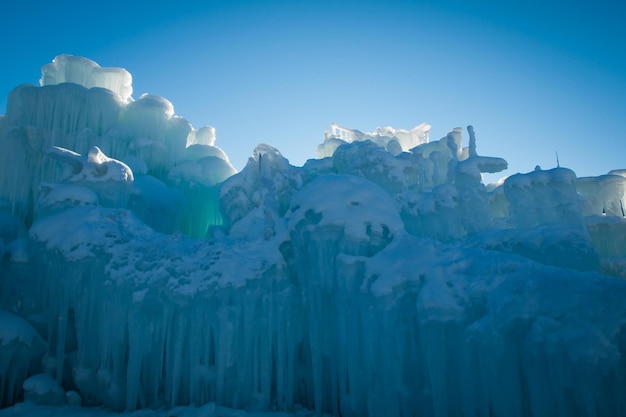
{"left": 0, "top": 55, "right": 233, "bottom": 235}
{"left": 40, "top": 55, "right": 133, "bottom": 103}
{"left": 318, "top": 122, "right": 431, "bottom": 158}
{"left": 1, "top": 56, "right": 626, "bottom": 417}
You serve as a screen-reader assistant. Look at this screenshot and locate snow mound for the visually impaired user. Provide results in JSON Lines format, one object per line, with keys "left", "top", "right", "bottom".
{"left": 288, "top": 174, "right": 402, "bottom": 246}
{"left": 46, "top": 145, "right": 134, "bottom": 210}
{"left": 47, "top": 146, "right": 134, "bottom": 183}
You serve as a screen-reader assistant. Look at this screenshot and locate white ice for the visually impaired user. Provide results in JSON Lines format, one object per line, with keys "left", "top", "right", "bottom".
{"left": 40, "top": 54, "right": 133, "bottom": 103}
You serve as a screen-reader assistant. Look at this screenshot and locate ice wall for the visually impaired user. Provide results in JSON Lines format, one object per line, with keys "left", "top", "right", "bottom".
{"left": 504, "top": 167, "right": 584, "bottom": 228}
{"left": 18, "top": 136, "right": 626, "bottom": 416}
{"left": 121, "top": 94, "right": 191, "bottom": 179}
{"left": 168, "top": 155, "right": 236, "bottom": 237}
{"left": 1, "top": 56, "right": 626, "bottom": 417}
{"left": 18, "top": 171, "right": 626, "bottom": 416}
{"left": 577, "top": 173, "right": 626, "bottom": 217}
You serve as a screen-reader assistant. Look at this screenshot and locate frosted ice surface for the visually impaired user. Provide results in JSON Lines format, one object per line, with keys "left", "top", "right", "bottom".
{"left": 320, "top": 122, "right": 431, "bottom": 156}
{"left": 586, "top": 215, "right": 626, "bottom": 277}
{"left": 48, "top": 146, "right": 134, "bottom": 183}
{"left": 504, "top": 167, "right": 583, "bottom": 228}
{"left": 332, "top": 140, "right": 414, "bottom": 193}
{"left": 40, "top": 54, "right": 133, "bottom": 102}
{"left": 456, "top": 154, "right": 508, "bottom": 175}
{"left": 577, "top": 173, "right": 626, "bottom": 216}
{"left": 35, "top": 183, "right": 99, "bottom": 219}
{"left": 288, "top": 174, "right": 403, "bottom": 242}
{"left": 316, "top": 136, "right": 346, "bottom": 158}
{"left": 464, "top": 222, "right": 600, "bottom": 271}
{"left": 187, "top": 126, "right": 216, "bottom": 147}
{"left": 185, "top": 144, "right": 230, "bottom": 162}
{"left": 220, "top": 144, "right": 303, "bottom": 235}
{"left": 46, "top": 146, "right": 134, "bottom": 210}
{"left": 168, "top": 156, "right": 236, "bottom": 188}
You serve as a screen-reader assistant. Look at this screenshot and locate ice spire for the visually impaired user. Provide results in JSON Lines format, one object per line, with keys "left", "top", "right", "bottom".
{"left": 467, "top": 125, "right": 477, "bottom": 157}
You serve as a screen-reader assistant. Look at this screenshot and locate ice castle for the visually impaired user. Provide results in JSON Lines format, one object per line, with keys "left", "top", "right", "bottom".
{"left": 0, "top": 55, "right": 625, "bottom": 417}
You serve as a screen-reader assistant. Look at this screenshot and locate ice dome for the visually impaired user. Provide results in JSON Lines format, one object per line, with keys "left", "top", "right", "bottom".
{"left": 1, "top": 56, "right": 626, "bottom": 417}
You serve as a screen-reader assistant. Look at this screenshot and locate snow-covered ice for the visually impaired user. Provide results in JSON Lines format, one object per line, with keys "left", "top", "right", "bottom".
{"left": 1, "top": 55, "right": 626, "bottom": 417}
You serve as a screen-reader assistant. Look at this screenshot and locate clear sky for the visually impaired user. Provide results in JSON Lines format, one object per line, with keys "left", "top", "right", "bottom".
{"left": 1, "top": 0, "right": 625, "bottom": 181}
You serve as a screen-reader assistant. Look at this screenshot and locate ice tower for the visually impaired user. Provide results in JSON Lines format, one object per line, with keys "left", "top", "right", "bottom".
{"left": 0, "top": 54, "right": 234, "bottom": 236}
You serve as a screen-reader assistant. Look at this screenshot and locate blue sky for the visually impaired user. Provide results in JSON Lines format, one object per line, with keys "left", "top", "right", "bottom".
{"left": 1, "top": 0, "right": 625, "bottom": 180}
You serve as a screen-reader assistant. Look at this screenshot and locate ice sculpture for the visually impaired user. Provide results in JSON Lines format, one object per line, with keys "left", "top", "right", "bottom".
{"left": 220, "top": 144, "right": 304, "bottom": 240}
{"left": 318, "top": 122, "right": 431, "bottom": 158}
{"left": 44, "top": 145, "right": 134, "bottom": 210}
{"left": 1, "top": 56, "right": 626, "bottom": 417}
{"left": 40, "top": 54, "right": 133, "bottom": 103}
{"left": 0, "top": 55, "right": 232, "bottom": 236}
